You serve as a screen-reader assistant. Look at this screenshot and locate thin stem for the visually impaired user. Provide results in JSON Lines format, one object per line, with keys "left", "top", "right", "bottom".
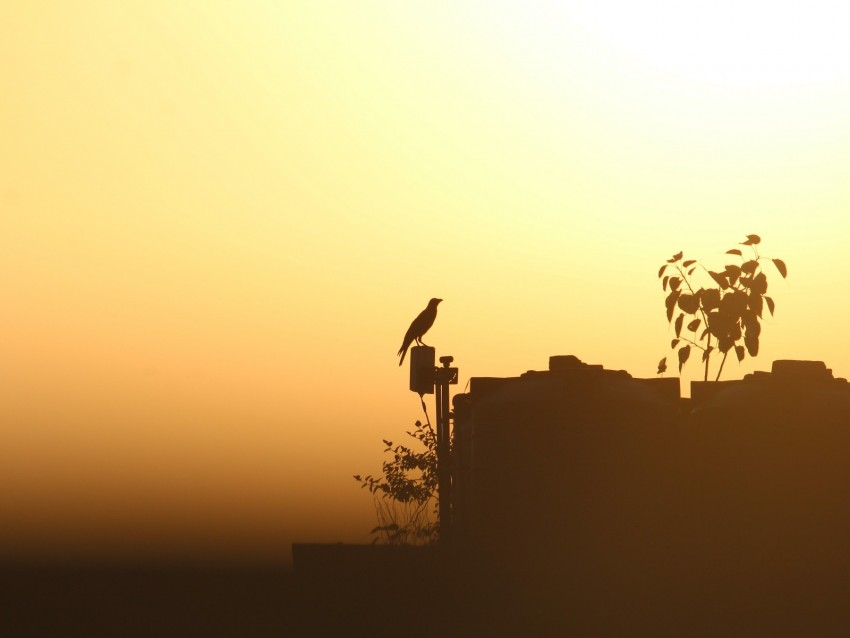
{"left": 676, "top": 263, "right": 712, "bottom": 381}
{"left": 715, "top": 350, "right": 729, "bottom": 381}
{"left": 676, "top": 264, "right": 699, "bottom": 297}
{"left": 677, "top": 335, "right": 707, "bottom": 351}
{"left": 419, "top": 395, "right": 435, "bottom": 437}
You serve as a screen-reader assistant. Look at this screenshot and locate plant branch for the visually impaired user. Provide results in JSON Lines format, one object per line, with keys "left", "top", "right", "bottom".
{"left": 715, "top": 350, "right": 729, "bottom": 381}
{"left": 677, "top": 335, "right": 708, "bottom": 351}
{"left": 677, "top": 262, "right": 712, "bottom": 380}
{"left": 419, "top": 394, "right": 435, "bottom": 438}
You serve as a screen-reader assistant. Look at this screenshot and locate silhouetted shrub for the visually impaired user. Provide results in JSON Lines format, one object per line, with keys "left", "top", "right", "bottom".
{"left": 354, "top": 416, "right": 439, "bottom": 545}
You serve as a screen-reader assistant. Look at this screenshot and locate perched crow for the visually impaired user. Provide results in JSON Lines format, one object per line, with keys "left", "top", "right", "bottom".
{"left": 397, "top": 298, "right": 442, "bottom": 366}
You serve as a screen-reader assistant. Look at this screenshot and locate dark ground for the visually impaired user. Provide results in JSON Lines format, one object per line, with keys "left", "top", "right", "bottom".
{"left": 0, "top": 555, "right": 479, "bottom": 638}
{"left": 1, "top": 560, "right": 306, "bottom": 638}
{"left": 6, "top": 553, "right": 850, "bottom": 637}
{"left": 0, "top": 554, "right": 549, "bottom": 638}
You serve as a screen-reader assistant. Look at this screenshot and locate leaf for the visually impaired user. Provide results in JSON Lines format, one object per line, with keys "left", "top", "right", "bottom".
{"left": 742, "top": 234, "right": 761, "bottom": 245}
{"left": 658, "top": 265, "right": 667, "bottom": 278}
{"left": 671, "top": 339, "right": 680, "bottom": 349}
{"left": 672, "top": 251, "right": 683, "bottom": 262}
{"left": 772, "top": 258, "right": 788, "bottom": 278}
{"left": 748, "top": 292, "right": 763, "bottom": 317}
{"left": 741, "top": 260, "right": 759, "bottom": 274}
{"left": 678, "top": 345, "right": 691, "bottom": 373}
{"left": 743, "top": 311, "right": 761, "bottom": 338}
{"left": 675, "top": 313, "right": 685, "bottom": 338}
{"left": 726, "top": 249, "right": 743, "bottom": 256}
{"left": 717, "top": 336, "right": 734, "bottom": 353}
{"left": 751, "top": 272, "right": 768, "bottom": 295}
{"left": 657, "top": 357, "right": 667, "bottom": 375}
{"left": 729, "top": 322, "right": 742, "bottom": 342}
{"left": 662, "top": 275, "right": 670, "bottom": 291}
{"left": 701, "top": 288, "right": 721, "bottom": 311}
{"left": 735, "top": 345, "right": 745, "bottom": 362}
{"left": 746, "top": 330, "right": 761, "bottom": 352}
{"left": 744, "top": 331, "right": 759, "bottom": 356}
{"left": 678, "top": 293, "right": 699, "bottom": 314}
{"left": 701, "top": 345, "right": 714, "bottom": 362}
{"left": 724, "top": 264, "right": 741, "bottom": 283}
{"left": 687, "top": 267, "right": 696, "bottom": 276}
{"left": 669, "top": 276, "right": 681, "bottom": 292}
{"left": 720, "top": 290, "right": 748, "bottom": 319}
{"left": 765, "top": 296, "right": 775, "bottom": 316}
{"left": 707, "top": 310, "right": 731, "bottom": 339}
{"left": 687, "top": 318, "right": 701, "bottom": 332}
{"left": 700, "top": 328, "right": 709, "bottom": 340}
{"left": 682, "top": 259, "right": 696, "bottom": 267}
{"left": 708, "top": 271, "right": 729, "bottom": 289}
{"left": 665, "top": 290, "right": 681, "bottom": 322}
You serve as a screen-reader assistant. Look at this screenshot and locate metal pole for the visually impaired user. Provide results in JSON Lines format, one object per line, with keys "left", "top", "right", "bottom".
{"left": 436, "top": 357, "right": 453, "bottom": 544}
{"left": 434, "top": 378, "right": 444, "bottom": 541}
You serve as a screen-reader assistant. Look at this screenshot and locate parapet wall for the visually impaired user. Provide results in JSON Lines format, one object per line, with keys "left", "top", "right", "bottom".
{"left": 451, "top": 355, "right": 850, "bottom": 632}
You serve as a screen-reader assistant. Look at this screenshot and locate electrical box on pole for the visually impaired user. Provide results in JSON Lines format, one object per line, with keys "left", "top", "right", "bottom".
{"left": 410, "top": 346, "right": 436, "bottom": 395}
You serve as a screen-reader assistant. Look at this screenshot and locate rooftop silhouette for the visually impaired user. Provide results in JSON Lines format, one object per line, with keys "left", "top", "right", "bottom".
{"left": 298, "top": 354, "right": 850, "bottom": 636}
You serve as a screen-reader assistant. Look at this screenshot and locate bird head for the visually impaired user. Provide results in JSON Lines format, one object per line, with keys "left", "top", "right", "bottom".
{"left": 429, "top": 298, "right": 443, "bottom": 307}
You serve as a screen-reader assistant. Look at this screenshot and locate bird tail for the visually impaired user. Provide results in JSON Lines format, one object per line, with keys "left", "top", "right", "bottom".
{"left": 398, "top": 346, "right": 407, "bottom": 367}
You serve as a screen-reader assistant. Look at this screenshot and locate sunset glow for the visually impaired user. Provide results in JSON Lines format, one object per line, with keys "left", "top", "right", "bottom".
{"left": 3, "top": 1, "right": 850, "bottom": 560}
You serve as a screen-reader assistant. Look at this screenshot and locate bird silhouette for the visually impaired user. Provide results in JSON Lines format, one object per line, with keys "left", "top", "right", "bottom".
{"left": 398, "top": 298, "right": 442, "bottom": 366}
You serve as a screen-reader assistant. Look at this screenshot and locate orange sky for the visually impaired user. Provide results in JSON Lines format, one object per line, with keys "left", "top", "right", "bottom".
{"left": 3, "top": 2, "right": 850, "bottom": 560}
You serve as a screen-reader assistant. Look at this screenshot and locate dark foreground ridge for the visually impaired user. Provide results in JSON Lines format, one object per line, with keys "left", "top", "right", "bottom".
{"left": 296, "top": 355, "right": 850, "bottom": 637}
{"left": 1, "top": 558, "right": 301, "bottom": 638}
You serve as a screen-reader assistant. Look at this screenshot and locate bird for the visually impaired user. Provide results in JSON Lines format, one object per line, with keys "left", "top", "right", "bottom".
{"left": 397, "top": 298, "right": 442, "bottom": 366}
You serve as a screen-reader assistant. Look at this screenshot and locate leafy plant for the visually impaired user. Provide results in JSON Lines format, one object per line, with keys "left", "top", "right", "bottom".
{"left": 354, "top": 403, "right": 441, "bottom": 545}
{"left": 657, "top": 234, "right": 788, "bottom": 381}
